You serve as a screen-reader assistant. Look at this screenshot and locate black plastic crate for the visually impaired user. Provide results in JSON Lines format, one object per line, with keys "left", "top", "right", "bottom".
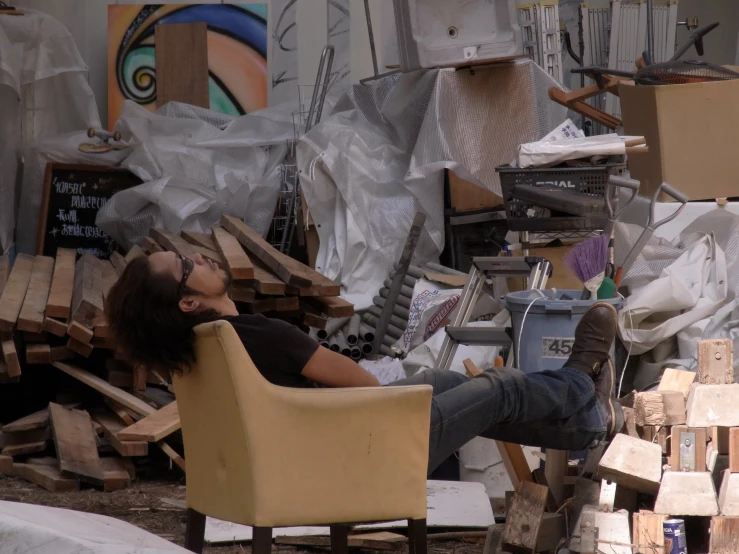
{"left": 496, "top": 163, "right": 625, "bottom": 232}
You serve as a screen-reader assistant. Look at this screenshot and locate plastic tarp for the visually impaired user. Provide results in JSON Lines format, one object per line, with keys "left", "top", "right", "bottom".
{"left": 0, "top": 500, "right": 189, "bottom": 554}
{"left": 297, "top": 61, "right": 567, "bottom": 309}
{"left": 0, "top": 8, "right": 100, "bottom": 253}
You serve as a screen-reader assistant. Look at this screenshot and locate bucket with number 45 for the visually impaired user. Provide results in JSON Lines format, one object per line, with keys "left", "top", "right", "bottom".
{"left": 504, "top": 289, "right": 624, "bottom": 374}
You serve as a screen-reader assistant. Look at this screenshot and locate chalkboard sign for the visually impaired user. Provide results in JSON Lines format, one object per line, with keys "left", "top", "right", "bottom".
{"left": 37, "top": 164, "right": 142, "bottom": 259}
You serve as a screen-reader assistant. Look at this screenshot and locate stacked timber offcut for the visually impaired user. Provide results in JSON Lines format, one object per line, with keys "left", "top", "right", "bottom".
{"left": 0, "top": 216, "right": 351, "bottom": 493}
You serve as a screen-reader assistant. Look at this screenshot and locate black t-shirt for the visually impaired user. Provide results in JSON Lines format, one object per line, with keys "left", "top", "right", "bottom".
{"left": 221, "top": 314, "right": 320, "bottom": 388}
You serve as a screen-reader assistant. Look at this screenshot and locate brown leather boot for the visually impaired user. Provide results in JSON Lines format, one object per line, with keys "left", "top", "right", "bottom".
{"left": 564, "top": 302, "right": 618, "bottom": 378}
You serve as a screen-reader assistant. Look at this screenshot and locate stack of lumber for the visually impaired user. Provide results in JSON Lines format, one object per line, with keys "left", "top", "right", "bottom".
{"left": 0, "top": 216, "right": 351, "bottom": 493}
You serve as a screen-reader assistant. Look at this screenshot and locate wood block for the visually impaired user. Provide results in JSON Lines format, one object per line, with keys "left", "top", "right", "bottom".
{"left": 43, "top": 316, "right": 68, "bottom": 337}
{"left": 303, "top": 296, "right": 354, "bottom": 317}
{"left": 99, "top": 259, "right": 118, "bottom": 301}
{"left": 149, "top": 228, "right": 196, "bottom": 256}
{"left": 670, "top": 425, "right": 707, "bottom": 472}
{"left": 716, "top": 427, "right": 731, "bottom": 454}
{"left": 109, "top": 251, "right": 127, "bottom": 277}
{"left": 719, "top": 470, "right": 739, "bottom": 516}
{"left": 229, "top": 283, "right": 255, "bottom": 303}
{"left": 155, "top": 22, "right": 209, "bottom": 109}
{"left": 139, "top": 237, "right": 164, "bottom": 254}
{"left": 26, "top": 344, "right": 52, "bottom": 365}
{"left": 247, "top": 257, "right": 287, "bottom": 295}
{"left": 181, "top": 230, "right": 217, "bottom": 251}
{"left": 658, "top": 367, "right": 697, "bottom": 397}
{"left": 117, "top": 401, "right": 179, "bottom": 442}
{"left": 2, "top": 339, "right": 20, "bottom": 377}
{"left": 0, "top": 455, "right": 12, "bottom": 474}
{"left": 125, "top": 244, "right": 147, "bottom": 261}
{"left": 0, "top": 253, "right": 35, "bottom": 333}
{"left": 49, "top": 403, "right": 104, "bottom": 484}
{"left": 17, "top": 255, "right": 54, "bottom": 333}
{"left": 632, "top": 512, "right": 667, "bottom": 554}
{"left": 133, "top": 365, "right": 147, "bottom": 391}
{"left": 698, "top": 339, "right": 733, "bottom": 384}
{"left": 2, "top": 441, "right": 47, "bottom": 457}
{"left": 654, "top": 471, "right": 719, "bottom": 516}
{"left": 70, "top": 253, "right": 103, "bottom": 328}
{"left": 67, "top": 321, "right": 93, "bottom": 343}
{"left": 66, "top": 337, "right": 93, "bottom": 358}
{"left": 212, "top": 226, "right": 254, "bottom": 280}
{"left": 99, "top": 456, "right": 132, "bottom": 492}
{"left": 463, "top": 358, "right": 483, "bottom": 378}
{"left": 14, "top": 462, "right": 79, "bottom": 492}
{"left": 0, "top": 255, "right": 8, "bottom": 297}
{"left": 639, "top": 425, "right": 670, "bottom": 454}
{"left": 500, "top": 481, "right": 548, "bottom": 554}
{"left": 635, "top": 391, "right": 686, "bottom": 426}
{"left": 688, "top": 385, "right": 739, "bottom": 427}
{"left": 730, "top": 428, "right": 739, "bottom": 473}
{"left": 598, "top": 434, "right": 662, "bottom": 494}
{"left": 91, "top": 411, "right": 147, "bottom": 457}
{"left": 50, "top": 346, "right": 75, "bottom": 361}
{"left": 303, "top": 311, "right": 327, "bottom": 330}
{"left": 710, "top": 517, "right": 739, "bottom": 553}
{"left": 45, "top": 248, "right": 76, "bottom": 319}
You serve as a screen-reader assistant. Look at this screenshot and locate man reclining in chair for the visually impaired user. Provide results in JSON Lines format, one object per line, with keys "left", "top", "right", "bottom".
{"left": 106, "top": 251, "right": 625, "bottom": 474}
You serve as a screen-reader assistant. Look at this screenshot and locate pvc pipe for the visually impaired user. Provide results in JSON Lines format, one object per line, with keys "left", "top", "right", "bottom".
{"left": 367, "top": 305, "right": 407, "bottom": 330}
{"left": 350, "top": 347, "right": 361, "bottom": 360}
{"left": 359, "top": 323, "right": 375, "bottom": 343}
{"left": 362, "top": 321, "right": 400, "bottom": 347}
{"left": 327, "top": 335, "right": 340, "bottom": 352}
{"left": 379, "top": 288, "right": 411, "bottom": 309}
{"left": 360, "top": 341, "right": 373, "bottom": 355}
{"left": 373, "top": 296, "right": 410, "bottom": 319}
{"left": 317, "top": 317, "right": 350, "bottom": 340}
{"left": 383, "top": 278, "right": 414, "bottom": 299}
{"left": 388, "top": 271, "right": 417, "bottom": 289}
{"left": 380, "top": 345, "right": 395, "bottom": 357}
{"left": 319, "top": 341, "right": 330, "bottom": 349}
{"left": 406, "top": 265, "right": 427, "bottom": 279}
{"left": 335, "top": 329, "right": 351, "bottom": 357}
{"left": 345, "top": 314, "right": 361, "bottom": 345}
{"left": 425, "top": 263, "right": 466, "bottom": 277}
{"left": 362, "top": 314, "right": 403, "bottom": 340}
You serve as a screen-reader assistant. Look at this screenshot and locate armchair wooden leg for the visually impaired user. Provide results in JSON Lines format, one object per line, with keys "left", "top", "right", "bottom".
{"left": 330, "top": 525, "right": 349, "bottom": 554}
{"left": 252, "top": 526, "right": 273, "bottom": 554}
{"left": 408, "top": 518, "right": 427, "bottom": 554}
{"left": 184, "top": 508, "right": 206, "bottom": 553}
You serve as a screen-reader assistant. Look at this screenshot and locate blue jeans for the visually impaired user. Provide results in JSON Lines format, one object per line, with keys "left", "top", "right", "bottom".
{"left": 388, "top": 367, "right": 609, "bottom": 473}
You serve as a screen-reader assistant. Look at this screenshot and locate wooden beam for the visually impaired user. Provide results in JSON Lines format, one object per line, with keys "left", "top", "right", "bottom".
{"left": 45, "top": 248, "right": 76, "bottom": 319}
{"left": 17, "top": 255, "right": 54, "bottom": 333}
{"left": 500, "top": 481, "right": 548, "bottom": 554}
{"left": 181, "top": 230, "right": 217, "bottom": 251}
{"left": 100, "top": 259, "right": 118, "bottom": 301}
{"left": 463, "top": 358, "right": 483, "bottom": 378}
{"left": 303, "top": 296, "right": 354, "bottom": 318}
{"left": 303, "top": 311, "right": 328, "bottom": 330}
{"left": 2, "top": 442, "right": 47, "bottom": 457}
{"left": 545, "top": 449, "right": 568, "bottom": 508}
{"left": 496, "top": 441, "right": 534, "bottom": 488}
{"left": 635, "top": 391, "right": 686, "bottom": 426}
{"left": 710, "top": 517, "right": 739, "bottom": 553}
{"left": 99, "top": 456, "right": 132, "bottom": 492}
{"left": 67, "top": 321, "right": 93, "bottom": 343}
{"left": 212, "top": 226, "right": 254, "bottom": 280}
{"left": 26, "top": 344, "right": 52, "bottom": 365}
{"left": 118, "top": 401, "right": 180, "bottom": 442}
{"left": 48, "top": 403, "right": 104, "bottom": 484}
{"left": 66, "top": 337, "right": 93, "bottom": 358}
{"left": 229, "top": 283, "right": 255, "bottom": 303}
{"left": 2, "top": 339, "right": 21, "bottom": 377}
{"left": 43, "top": 316, "right": 68, "bottom": 337}
{"left": 139, "top": 237, "right": 164, "bottom": 254}
{"left": 53, "top": 362, "right": 156, "bottom": 417}
{"left": 0, "top": 255, "right": 8, "bottom": 297}
{"left": 91, "top": 410, "right": 148, "bottom": 457}
{"left": 156, "top": 441, "right": 186, "bottom": 471}
{"left": 0, "top": 253, "right": 35, "bottom": 333}
{"left": 730, "top": 428, "right": 739, "bottom": 473}
{"left": 70, "top": 253, "right": 103, "bottom": 328}
{"left": 109, "top": 251, "right": 128, "bottom": 277}
{"left": 3, "top": 407, "right": 51, "bottom": 432}
{"left": 125, "top": 244, "right": 147, "bottom": 261}
{"left": 149, "top": 228, "right": 197, "bottom": 256}
{"left": 14, "top": 462, "right": 79, "bottom": 492}
{"left": 632, "top": 511, "right": 666, "bottom": 554}
{"left": 698, "top": 339, "right": 734, "bottom": 385}
{"left": 658, "top": 367, "right": 696, "bottom": 397}
{"left": 103, "top": 398, "right": 136, "bottom": 426}
{"left": 248, "top": 258, "right": 287, "bottom": 295}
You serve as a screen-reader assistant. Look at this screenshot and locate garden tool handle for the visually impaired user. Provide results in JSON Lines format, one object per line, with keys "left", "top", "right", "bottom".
{"left": 605, "top": 176, "right": 640, "bottom": 221}
{"left": 648, "top": 182, "right": 689, "bottom": 230}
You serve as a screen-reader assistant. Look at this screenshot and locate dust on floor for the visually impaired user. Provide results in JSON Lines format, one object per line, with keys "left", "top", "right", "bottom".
{"left": 0, "top": 475, "right": 484, "bottom": 554}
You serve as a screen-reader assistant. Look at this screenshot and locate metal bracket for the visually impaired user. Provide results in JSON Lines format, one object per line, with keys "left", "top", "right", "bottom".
{"left": 679, "top": 431, "right": 697, "bottom": 471}
{"left": 599, "top": 479, "right": 617, "bottom": 512}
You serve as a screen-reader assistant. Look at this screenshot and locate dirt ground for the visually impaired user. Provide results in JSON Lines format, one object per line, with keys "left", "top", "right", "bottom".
{"left": 0, "top": 475, "right": 485, "bottom": 554}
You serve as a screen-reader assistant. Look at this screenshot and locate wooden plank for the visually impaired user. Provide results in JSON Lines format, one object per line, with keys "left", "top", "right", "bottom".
{"left": 26, "top": 344, "right": 52, "bottom": 365}
{"left": 43, "top": 316, "right": 68, "bottom": 337}
{"left": 66, "top": 337, "right": 93, "bottom": 358}
{"left": 2, "top": 442, "right": 47, "bottom": 457}
{"left": 2, "top": 339, "right": 20, "bottom": 377}
{"left": 181, "top": 230, "right": 217, "bottom": 251}
{"left": 0, "top": 253, "right": 35, "bottom": 333}
{"left": 275, "top": 296, "right": 299, "bottom": 312}
{"left": 303, "top": 296, "right": 354, "bottom": 318}
{"left": 698, "top": 339, "right": 734, "bottom": 385}
{"left": 3, "top": 427, "right": 50, "bottom": 446}
{"left": 45, "top": 248, "right": 76, "bottom": 319}
{"left": 221, "top": 215, "right": 313, "bottom": 288}
{"left": 212, "top": 226, "right": 254, "bottom": 280}
{"left": 155, "top": 22, "right": 209, "bottom": 109}
{"left": 91, "top": 410, "right": 148, "bottom": 457}
{"left": 50, "top": 346, "right": 75, "bottom": 361}
{"left": 104, "top": 398, "right": 137, "bottom": 426}
{"left": 70, "top": 253, "right": 103, "bottom": 328}
{"left": 730, "top": 428, "right": 739, "bottom": 473}
{"left": 496, "top": 441, "right": 534, "bottom": 488}
{"left": 500, "top": 481, "right": 549, "bottom": 554}
{"left": 544, "top": 449, "right": 568, "bottom": 508}
{"left": 100, "top": 259, "right": 118, "bottom": 301}
{"left": 658, "top": 367, "right": 697, "bottom": 397}
{"left": 156, "top": 441, "right": 186, "bottom": 471}
{"left": 118, "top": 401, "right": 180, "bottom": 442}
{"left": 109, "top": 251, "right": 128, "bottom": 277}
{"left": 247, "top": 257, "right": 287, "bottom": 295}
{"left": 3, "top": 408, "right": 50, "bottom": 433}
{"left": 711, "top": 517, "right": 739, "bottom": 553}
{"left": 303, "top": 311, "right": 327, "bottom": 329}
{"left": 229, "top": 283, "right": 255, "bottom": 303}
{"left": 14, "top": 462, "right": 79, "bottom": 492}
{"left": 17, "top": 255, "right": 54, "bottom": 333}
{"left": 49, "top": 403, "right": 104, "bottom": 484}
{"left": 670, "top": 425, "right": 707, "bottom": 472}
{"left": 632, "top": 511, "right": 666, "bottom": 554}
{"left": 67, "top": 321, "right": 93, "bottom": 343}
{"left": 53, "top": 362, "right": 156, "bottom": 416}
{"left": 139, "top": 237, "right": 164, "bottom": 255}
{"left": 99, "top": 456, "right": 131, "bottom": 492}
{"left": 150, "top": 228, "right": 197, "bottom": 256}
{"left": 238, "top": 298, "right": 276, "bottom": 314}
{"left": 125, "top": 244, "right": 147, "bottom": 262}
{"left": 463, "top": 358, "right": 483, "bottom": 377}
{"left": 0, "top": 255, "right": 8, "bottom": 297}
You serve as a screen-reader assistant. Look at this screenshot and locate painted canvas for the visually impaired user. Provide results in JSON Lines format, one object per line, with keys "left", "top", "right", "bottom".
{"left": 108, "top": 4, "right": 268, "bottom": 129}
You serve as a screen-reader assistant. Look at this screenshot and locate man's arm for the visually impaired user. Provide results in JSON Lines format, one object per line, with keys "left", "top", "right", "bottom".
{"left": 301, "top": 346, "right": 381, "bottom": 387}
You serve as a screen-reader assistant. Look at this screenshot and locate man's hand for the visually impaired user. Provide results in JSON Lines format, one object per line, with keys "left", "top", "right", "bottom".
{"left": 301, "top": 346, "right": 381, "bottom": 387}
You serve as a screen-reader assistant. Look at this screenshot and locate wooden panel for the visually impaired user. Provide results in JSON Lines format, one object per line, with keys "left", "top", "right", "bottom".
{"left": 49, "top": 403, "right": 104, "bottom": 484}
{"left": 0, "top": 253, "right": 35, "bottom": 333}
{"left": 448, "top": 170, "right": 504, "bottom": 213}
{"left": 154, "top": 22, "right": 209, "bottom": 109}
{"left": 14, "top": 462, "right": 79, "bottom": 492}
{"left": 212, "top": 226, "right": 254, "bottom": 280}
{"left": 26, "top": 344, "right": 52, "bottom": 365}
{"left": 181, "top": 230, "right": 217, "bottom": 251}
{"left": 118, "top": 401, "right": 180, "bottom": 442}
{"left": 16, "top": 255, "right": 53, "bottom": 333}
{"left": 658, "top": 367, "right": 696, "bottom": 397}
{"left": 46, "top": 248, "right": 76, "bottom": 319}
{"left": 303, "top": 296, "right": 354, "bottom": 318}
{"left": 2, "top": 339, "right": 20, "bottom": 377}
{"left": 91, "top": 410, "right": 148, "bottom": 457}
{"left": 70, "top": 253, "right": 103, "bottom": 328}
{"left": 711, "top": 517, "right": 739, "bottom": 553}
{"left": 698, "top": 339, "right": 734, "bottom": 385}
{"left": 109, "top": 251, "right": 128, "bottom": 277}
{"left": 632, "top": 511, "right": 666, "bottom": 554}
{"left": 500, "top": 481, "right": 548, "bottom": 554}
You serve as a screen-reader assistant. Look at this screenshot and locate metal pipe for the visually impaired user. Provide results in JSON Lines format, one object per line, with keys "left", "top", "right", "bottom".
{"left": 646, "top": 0, "right": 655, "bottom": 64}
{"left": 367, "top": 305, "right": 407, "bottom": 330}
{"left": 373, "top": 296, "right": 410, "bottom": 319}
{"left": 424, "top": 263, "right": 466, "bottom": 277}
{"left": 360, "top": 341, "right": 373, "bottom": 355}
{"left": 364, "top": 0, "right": 379, "bottom": 77}
{"left": 327, "top": 335, "right": 340, "bottom": 352}
{"left": 335, "top": 329, "right": 351, "bottom": 357}
{"left": 388, "top": 271, "right": 417, "bottom": 289}
{"left": 317, "top": 317, "right": 350, "bottom": 340}
{"left": 359, "top": 323, "right": 375, "bottom": 343}
{"left": 362, "top": 314, "right": 404, "bottom": 340}
{"left": 379, "top": 288, "right": 411, "bottom": 309}
{"left": 345, "top": 314, "right": 361, "bottom": 345}
{"left": 350, "top": 348, "right": 362, "bottom": 360}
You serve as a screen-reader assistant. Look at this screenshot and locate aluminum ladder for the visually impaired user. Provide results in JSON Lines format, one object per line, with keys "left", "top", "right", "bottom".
{"left": 435, "top": 256, "right": 551, "bottom": 371}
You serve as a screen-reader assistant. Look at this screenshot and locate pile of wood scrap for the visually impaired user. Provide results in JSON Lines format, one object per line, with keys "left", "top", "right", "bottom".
{"left": 0, "top": 216, "right": 351, "bottom": 493}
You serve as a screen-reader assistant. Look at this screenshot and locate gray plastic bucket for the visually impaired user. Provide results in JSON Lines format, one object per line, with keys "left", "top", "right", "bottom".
{"left": 504, "top": 289, "right": 624, "bottom": 373}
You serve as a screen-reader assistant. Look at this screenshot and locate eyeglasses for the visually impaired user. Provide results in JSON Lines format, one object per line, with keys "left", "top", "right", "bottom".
{"left": 178, "top": 254, "right": 194, "bottom": 297}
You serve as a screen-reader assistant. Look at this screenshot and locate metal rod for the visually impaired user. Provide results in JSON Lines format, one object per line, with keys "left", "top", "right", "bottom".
{"left": 364, "top": 0, "right": 379, "bottom": 77}
{"left": 345, "top": 314, "right": 361, "bottom": 345}
{"left": 317, "top": 317, "right": 350, "bottom": 340}
{"left": 646, "top": 0, "right": 655, "bottom": 63}
{"left": 359, "top": 323, "right": 375, "bottom": 343}
{"left": 372, "top": 296, "right": 410, "bottom": 320}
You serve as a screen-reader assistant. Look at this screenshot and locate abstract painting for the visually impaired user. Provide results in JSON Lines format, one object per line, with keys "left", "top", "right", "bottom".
{"left": 108, "top": 3, "right": 268, "bottom": 129}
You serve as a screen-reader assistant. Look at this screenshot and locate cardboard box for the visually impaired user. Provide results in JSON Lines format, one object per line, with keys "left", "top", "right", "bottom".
{"left": 507, "top": 246, "right": 581, "bottom": 292}
{"left": 619, "top": 79, "right": 739, "bottom": 202}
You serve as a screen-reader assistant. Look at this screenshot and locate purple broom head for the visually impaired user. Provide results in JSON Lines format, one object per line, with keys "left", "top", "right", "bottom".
{"left": 563, "top": 234, "right": 610, "bottom": 284}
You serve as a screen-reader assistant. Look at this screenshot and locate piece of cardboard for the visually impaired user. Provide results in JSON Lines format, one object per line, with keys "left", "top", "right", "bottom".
{"left": 423, "top": 273, "right": 468, "bottom": 288}
{"left": 448, "top": 170, "right": 504, "bottom": 212}
{"left": 619, "top": 79, "right": 739, "bottom": 202}
{"left": 507, "top": 246, "right": 580, "bottom": 292}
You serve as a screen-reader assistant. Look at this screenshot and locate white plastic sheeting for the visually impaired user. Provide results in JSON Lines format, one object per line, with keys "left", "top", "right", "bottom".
{"left": 0, "top": 8, "right": 100, "bottom": 253}
{"left": 297, "top": 61, "right": 567, "bottom": 309}
{"left": 0, "top": 500, "right": 189, "bottom": 554}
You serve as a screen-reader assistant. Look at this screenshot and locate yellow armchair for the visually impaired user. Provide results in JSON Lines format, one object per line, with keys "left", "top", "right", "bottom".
{"left": 173, "top": 321, "right": 433, "bottom": 554}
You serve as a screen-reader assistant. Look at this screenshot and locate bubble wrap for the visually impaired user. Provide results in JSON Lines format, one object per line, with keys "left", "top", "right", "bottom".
{"left": 297, "top": 60, "right": 567, "bottom": 309}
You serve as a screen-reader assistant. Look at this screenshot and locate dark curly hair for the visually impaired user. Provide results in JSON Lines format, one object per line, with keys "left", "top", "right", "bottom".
{"left": 105, "top": 256, "right": 220, "bottom": 375}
